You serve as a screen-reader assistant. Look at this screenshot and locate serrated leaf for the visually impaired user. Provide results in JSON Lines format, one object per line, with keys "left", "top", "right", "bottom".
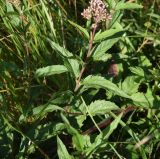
{"left": 129, "top": 67, "right": 145, "bottom": 77}
{"left": 68, "top": 20, "right": 89, "bottom": 39}
{"left": 57, "top": 136, "right": 73, "bottom": 159}
{"left": 35, "top": 65, "right": 68, "bottom": 77}
{"left": 115, "top": 2, "right": 143, "bottom": 10}
{"left": 88, "top": 100, "right": 119, "bottom": 116}
{"left": 94, "top": 28, "right": 123, "bottom": 42}
{"left": 82, "top": 75, "right": 130, "bottom": 98}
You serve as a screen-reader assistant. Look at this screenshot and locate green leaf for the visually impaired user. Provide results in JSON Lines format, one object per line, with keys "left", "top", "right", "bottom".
{"left": 82, "top": 75, "right": 130, "bottom": 98}
{"left": 107, "top": 0, "right": 117, "bottom": 8}
{"left": 115, "top": 2, "right": 143, "bottom": 10}
{"left": 72, "top": 133, "right": 84, "bottom": 152}
{"left": 76, "top": 115, "right": 86, "bottom": 128}
{"left": 50, "top": 90, "right": 73, "bottom": 105}
{"left": 64, "top": 58, "right": 80, "bottom": 78}
{"left": 139, "top": 55, "right": 152, "bottom": 67}
{"left": 85, "top": 133, "right": 103, "bottom": 156}
{"left": 27, "top": 122, "right": 65, "bottom": 141}
{"left": 47, "top": 39, "right": 80, "bottom": 78}
{"left": 35, "top": 65, "right": 68, "bottom": 77}
{"left": 94, "top": 28, "right": 123, "bottom": 42}
{"left": 103, "top": 113, "right": 123, "bottom": 139}
{"left": 6, "top": 3, "right": 20, "bottom": 27}
{"left": 47, "top": 39, "right": 73, "bottom": 57}
{"left": 88, "top": 100, "right": 119, "bottom": 116}
{"left": 57, "top": 136, "right": 73, "bottom": 159}
{"left": 93, "top": 38, "right": 119, "bottom": 61}
{"left": 32, "top": 103, "right": 63, "bottom": 120}
{"left": 122, "top": 76, "right": 140, "bottom": 95}
{"left": 85, "top": 113, "right": 122, "bottom": 156}
{"left": 131, "top": 92, "right": 160, "bottom": 108}
{"left": 61, "top": 114, "right": 84, "bottom": 151}
{"left": 129, "top": 67, "right": 145, "bottom": 77}
{"left": 93, "top": 53, "right": 112, "bottom": 62}
{"left": 68, "top": 20, "right": 89, "bottom": 39}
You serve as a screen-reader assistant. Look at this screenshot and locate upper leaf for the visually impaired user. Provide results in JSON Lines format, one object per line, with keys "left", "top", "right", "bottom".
{"left": 93, "top": 38, "right": 119, "bottom": 61}
{"left": 68, "top": 20, "right": 89, "bottom": 39}
{"left": 94, "top": 28, "right": 123, "bottom": 42}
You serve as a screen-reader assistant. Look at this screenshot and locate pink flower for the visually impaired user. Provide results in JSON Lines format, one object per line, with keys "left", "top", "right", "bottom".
{"left": 81, "top": 0, "right": 112, "bottom": 24}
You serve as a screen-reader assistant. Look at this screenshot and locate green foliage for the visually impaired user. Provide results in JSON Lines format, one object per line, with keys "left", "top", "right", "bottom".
{"left": 0, "top": 0, "right": 160, "bottom": 158}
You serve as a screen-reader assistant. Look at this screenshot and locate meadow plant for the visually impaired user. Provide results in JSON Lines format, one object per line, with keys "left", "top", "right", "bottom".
{"left": 0, "top": 0, "right": 160, "bottom": 158}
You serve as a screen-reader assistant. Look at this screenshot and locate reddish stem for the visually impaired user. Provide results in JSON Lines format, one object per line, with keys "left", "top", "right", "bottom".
{"left": 74, "top": 25, "right": 97, "bottom": 92}
{"left": 82, "top": 106, "right": 135, "bottom": 135}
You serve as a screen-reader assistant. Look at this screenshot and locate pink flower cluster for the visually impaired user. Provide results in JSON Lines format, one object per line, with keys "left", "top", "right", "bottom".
{"left": 81, "top": 0, "right": 112, "bottom": 24}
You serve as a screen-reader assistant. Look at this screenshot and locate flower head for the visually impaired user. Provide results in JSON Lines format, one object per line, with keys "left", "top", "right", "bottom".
{"left": 81, "top": 0, "right": 111, "bottom": 24}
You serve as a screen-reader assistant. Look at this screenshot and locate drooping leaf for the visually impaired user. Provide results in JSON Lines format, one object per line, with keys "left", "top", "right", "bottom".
{"left": 47, "top": 39, "right": 80, "bottom": 78}
{"left": 88, "top": 100, "right": 119, "bottom": 116}
{"left": 47, "top": 39, "right": 73, "bottom": 57}
{"left": 35, "top": 65, "right": 68, "bottom": 77}
{"left": 68, "top": 20, "right": 89, "bottom": 39}
{"left": 115, "top": 2, "right": 143, "bottom": 10}
{"left": 82, "top": 75, "right": 130, "bottom": 98}
{"left": 57, "top": 136, "right": 73, "bottom": 159}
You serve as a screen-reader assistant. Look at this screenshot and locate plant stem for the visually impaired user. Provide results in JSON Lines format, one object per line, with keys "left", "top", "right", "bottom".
{"left": 74, "top": 25, "right": 97, "bottom": 92}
